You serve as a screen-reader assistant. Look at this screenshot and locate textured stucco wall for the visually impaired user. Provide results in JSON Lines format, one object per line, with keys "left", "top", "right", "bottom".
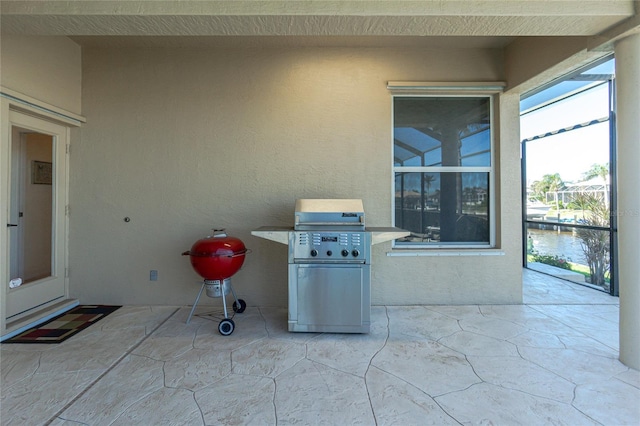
{"left": 70, "top": 45, "right": 521, "bottom": 307}
{"left": 504, "top": 36, "right": 608, "bottom": 94}
{"left": 0, "top": 35, "right": 82, "bottom": 114}
{"left": 374, "top": 92, "right": 523, "bottom": 305}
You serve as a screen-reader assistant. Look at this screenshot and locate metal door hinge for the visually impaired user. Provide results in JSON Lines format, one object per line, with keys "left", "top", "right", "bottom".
{"left": 65, "top": 205, "right": 71, "bottom": 216}
{"left": 66, "top": 143, "right": 71, "bottom": 154}
{"left": 65, "top": 268, "right": 70, "bottom": 278}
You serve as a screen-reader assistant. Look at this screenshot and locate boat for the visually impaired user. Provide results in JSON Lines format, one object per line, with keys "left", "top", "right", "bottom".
{"left": 526, "top": 201, "right": 552, "bottom": 218}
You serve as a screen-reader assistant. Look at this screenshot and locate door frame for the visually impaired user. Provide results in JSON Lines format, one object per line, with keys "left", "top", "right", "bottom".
{"left": 1, "top": 96, "right": 77, "bottom": 336}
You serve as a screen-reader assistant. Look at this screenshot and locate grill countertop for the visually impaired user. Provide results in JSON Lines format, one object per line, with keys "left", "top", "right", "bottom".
{"left": 251, "top": 226, "right": 409, "bottom": 245}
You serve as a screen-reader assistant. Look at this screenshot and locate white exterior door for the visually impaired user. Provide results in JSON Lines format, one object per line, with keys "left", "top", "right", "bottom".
{"left": 4, "top": 108, "right": 69, "bottom": 320}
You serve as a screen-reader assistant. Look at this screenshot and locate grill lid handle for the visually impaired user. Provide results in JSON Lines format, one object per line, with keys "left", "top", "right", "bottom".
{"left": 182, "top": 248, "right": 250, "bottom": 258}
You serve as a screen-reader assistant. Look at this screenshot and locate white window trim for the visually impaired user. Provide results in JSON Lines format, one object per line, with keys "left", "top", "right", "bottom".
{"left": 390, "top": 91, "right": 498, "bottom": 250}
{"left": 387, "top": 249, "right": 505, "bottom": 257}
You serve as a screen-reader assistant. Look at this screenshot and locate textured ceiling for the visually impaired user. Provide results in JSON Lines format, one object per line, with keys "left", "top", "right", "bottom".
{"left": 67, "top": 35, "right": 517, "bottom": 49}
{"left": 1, "top": 0, "right": 638, "bottom": 48}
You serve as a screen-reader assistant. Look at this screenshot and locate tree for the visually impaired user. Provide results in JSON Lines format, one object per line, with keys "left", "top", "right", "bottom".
{"left": 582, "top": 163, "right": 609, "bottom": 181}
{"left": 582, "top": 163, "right": 609, "bottom": 208}
{"left": 424, "top": 174, "right": 435, "bottom": 200}
{"left": 530, "top": 173, "right": 565, "bottom": 208}
{"left": 573, "top": 192, "right": 610, "bottom": 289}
{"left": 529, "top": 180, "right": 546, "bottom": 202}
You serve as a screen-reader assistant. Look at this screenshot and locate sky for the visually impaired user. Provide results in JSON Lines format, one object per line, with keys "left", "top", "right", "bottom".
{"left": 523, "top": 120, "right": 610, "bottom": 184}
{"left": 520, "top": 63, "right": 613, "bottom": 185}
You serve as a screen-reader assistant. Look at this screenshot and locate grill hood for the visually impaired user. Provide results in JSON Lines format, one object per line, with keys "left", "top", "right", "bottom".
{"left": 294, "top": 199, "right": 365, "bottom": 230}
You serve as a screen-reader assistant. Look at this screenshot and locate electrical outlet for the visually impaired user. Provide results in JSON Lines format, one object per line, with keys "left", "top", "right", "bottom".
{"left": 150, "top": 270, "right": 158, "bottom": 281}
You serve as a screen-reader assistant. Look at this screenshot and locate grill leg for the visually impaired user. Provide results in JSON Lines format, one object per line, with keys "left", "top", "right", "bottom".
{"left": 187, "top": 281, "right": 206, "bottom": 324}
{"left": 229, "top": 281, "right": 240, "bottom": 306}
{"left": 221, "top": 282, "right": 230, "bottom": 319}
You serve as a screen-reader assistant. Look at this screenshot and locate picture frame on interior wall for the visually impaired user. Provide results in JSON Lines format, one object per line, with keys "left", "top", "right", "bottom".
{"left": 32, "top": 161, "right": 52, "bottom": 185}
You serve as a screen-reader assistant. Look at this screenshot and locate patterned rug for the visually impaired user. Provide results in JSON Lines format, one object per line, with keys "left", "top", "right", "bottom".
{"left": 2, "top": 305, "right": 121, "bottom": 344}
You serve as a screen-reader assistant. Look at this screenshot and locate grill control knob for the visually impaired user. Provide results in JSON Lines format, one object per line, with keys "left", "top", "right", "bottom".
{"left": 341, "top": 249, "right": 349, "bottom": 257}
{"left": 352, "top": 249, "right": 360, "bottom": 258}
{"left": 310, "top": 249, "right": 318, "bottom": 257}
{"left": 326, "top": 250, "right": 333, "bottom": 256}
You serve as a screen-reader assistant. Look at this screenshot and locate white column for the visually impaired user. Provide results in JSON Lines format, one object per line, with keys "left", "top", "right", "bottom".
{"left": 615, "top": 32, "right": 640, "bottom": 370}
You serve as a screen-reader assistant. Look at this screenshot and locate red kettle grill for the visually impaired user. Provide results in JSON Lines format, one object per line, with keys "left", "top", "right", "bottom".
{"left": 182, "top": 229, "right": 249, "bottom": 335}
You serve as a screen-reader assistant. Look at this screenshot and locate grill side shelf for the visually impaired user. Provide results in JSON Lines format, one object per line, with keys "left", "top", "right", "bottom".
{"left": 251, "top": 227, "right": 292, "bottom": 245}
{"left": 367, "top": 227, "right": 410, "bottom": 245}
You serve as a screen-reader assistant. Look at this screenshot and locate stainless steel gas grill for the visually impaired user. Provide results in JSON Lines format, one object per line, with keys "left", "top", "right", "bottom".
{"left": 253, "top": 199, "right": 408, "bottom": 333}
{"left": 290, "top": 199, "right": 369, "bottom": 333}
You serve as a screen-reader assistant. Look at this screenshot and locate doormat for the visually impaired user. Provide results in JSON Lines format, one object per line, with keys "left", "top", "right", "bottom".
{"left": 2, "top": 305, "right": 121, "bottom": 344}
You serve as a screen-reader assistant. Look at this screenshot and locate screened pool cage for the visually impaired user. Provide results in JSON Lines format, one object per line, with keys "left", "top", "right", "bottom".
{"left": 521, "top": 55, "right": 617, "bottom": 296}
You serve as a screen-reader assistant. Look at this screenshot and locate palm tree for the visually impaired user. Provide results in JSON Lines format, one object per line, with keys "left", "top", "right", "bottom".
{"left": 529, "top": 173, "right": 565, "bottom": 207}
{"left": 582, "top": 163, "right": 609, "bottom": 208}
{"left": 424, "top": 174, "right": 435, "bottom": 204}
{"left": 582, "top": 163, "right": 608, "bottom": 181}
{"left": 536, "top": 173, "right": 565, "bottom": 209}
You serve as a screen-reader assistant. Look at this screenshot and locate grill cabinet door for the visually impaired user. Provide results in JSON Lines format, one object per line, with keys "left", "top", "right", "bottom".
{"left": 295, "top": 265, "right": 363, "bottom": 327}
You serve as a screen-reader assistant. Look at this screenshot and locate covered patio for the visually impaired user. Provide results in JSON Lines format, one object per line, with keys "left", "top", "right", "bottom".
{"left": 1, "top": 6, "right": 639, "bottom": 424}
{"left": 2, "top": 269, "right": 636, "bottom": 425}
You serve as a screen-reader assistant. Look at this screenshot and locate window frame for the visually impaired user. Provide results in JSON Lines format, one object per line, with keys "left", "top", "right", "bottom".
{"left": 391, "top": 93, "right": 497, "bottom": 249}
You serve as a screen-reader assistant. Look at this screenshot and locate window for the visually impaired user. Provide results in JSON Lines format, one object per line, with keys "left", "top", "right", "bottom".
{"left": 393, "top": 95, "right": 494, "bottom": 248}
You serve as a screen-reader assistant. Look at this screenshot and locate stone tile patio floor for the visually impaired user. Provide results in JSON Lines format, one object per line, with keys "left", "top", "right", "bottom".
{"left": 1, "top": 268, "right": 639, "bottom": 425}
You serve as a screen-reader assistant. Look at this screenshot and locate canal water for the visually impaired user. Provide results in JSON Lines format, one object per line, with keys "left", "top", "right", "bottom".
{"left": 526, "top": 228, "right": 587, "bottom": 264}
